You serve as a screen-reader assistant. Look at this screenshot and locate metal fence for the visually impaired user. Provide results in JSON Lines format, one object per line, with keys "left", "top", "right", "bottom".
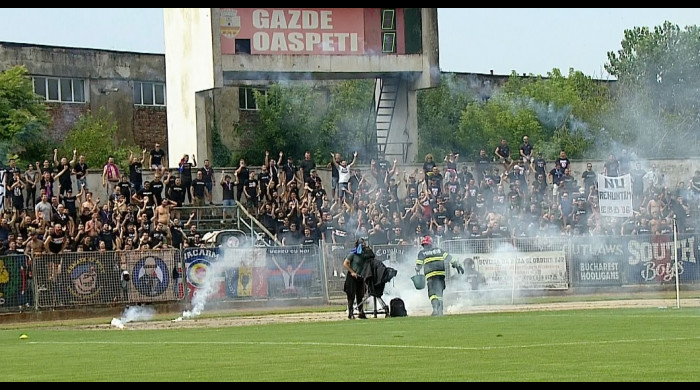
{"left": 1, "top": 233, "right": 698, "bottom": 314}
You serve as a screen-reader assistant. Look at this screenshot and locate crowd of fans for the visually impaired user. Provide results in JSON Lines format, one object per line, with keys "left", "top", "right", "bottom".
{"left": 235, "top": 138, "right": 700, "bottom": 250}
{"left": 1, "top": 136, "right": 699, "bottom": 260}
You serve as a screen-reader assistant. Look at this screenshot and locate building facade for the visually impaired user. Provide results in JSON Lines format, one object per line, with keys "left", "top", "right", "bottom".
{"left": 0, "top": 41, "right": 168, "bottom": 158}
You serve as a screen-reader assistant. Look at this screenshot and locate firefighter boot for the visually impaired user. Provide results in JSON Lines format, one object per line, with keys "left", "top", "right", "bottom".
{"left": 437, "top": 300, "right": 444, "bottom": 316}
{"left": 431, "top": 300, "right": 440, "bottom": 316}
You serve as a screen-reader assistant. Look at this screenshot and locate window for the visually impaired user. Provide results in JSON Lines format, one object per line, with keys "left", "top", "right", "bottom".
{"left": 32, "top": 77, "right": 86, "bottom": 103}
{"left": 239, "top": 87, "right": 267, "bottom": 110}
{"left": 235, "top": 39, "right": 251, "bottom": 54}
{"left": 381, "top": 9, "right": 397, "bottom": 54}
{"left": 381, "top": 9, "right": 396, "bottom": 30}
{"left": 382, "top": 32, "right": 396, "bottom": 53}
{"left": 134, "top": 81, "right": 166, "bottom": 106}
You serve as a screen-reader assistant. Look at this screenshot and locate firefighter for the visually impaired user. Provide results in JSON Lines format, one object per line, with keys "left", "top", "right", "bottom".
{"left": 415, "top": 235, "right": 463, "bottom": 316}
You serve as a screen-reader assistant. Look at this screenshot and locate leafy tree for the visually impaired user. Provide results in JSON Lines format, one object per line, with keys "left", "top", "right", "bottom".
{"left": 234, "top": 83, "right": 322, "bottom": 166}
{"left": 605, "top": 21, "right": 700, "bottom": 157}
{"left": 421, "top": 69, "right": 612, "bottom": 163}
{"left": 0, "top": 65, "right": 52, "bottom": 166}
{"left": 417, "top": 73, "right": 476, "bottom": 162}
{"left": 457, "top": 95, "right": 543, "bottom": 160}
{"left": 234, "top": 80, "right": 375, "bottom": 167}
{"left": 61, "top": 107, "right": 139, "bottom": 172}
{"left": 320, "top": 79, "right": 374, "bottom": 163}
{"left": 500, "top": 68, "right": 612, "bottom": 159}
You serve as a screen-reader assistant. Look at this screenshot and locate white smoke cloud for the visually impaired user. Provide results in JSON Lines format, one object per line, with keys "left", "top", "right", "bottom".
{"left": 176, "top": 236, "right": 258, "bottom": 321}
{"left": 111, "top": 305, "right": 157, "bottom": 329}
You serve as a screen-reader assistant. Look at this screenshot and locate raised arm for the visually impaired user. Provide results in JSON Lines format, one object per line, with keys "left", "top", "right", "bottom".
{"left": 54, "top": 164, "right": 69, "bottom": 179}
{"left": 348, "top": 151, "right": 358, "bottom": 168}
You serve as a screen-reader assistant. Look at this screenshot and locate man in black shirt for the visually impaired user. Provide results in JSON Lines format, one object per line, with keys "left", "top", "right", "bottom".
{"left": 494, "top": 138, "right": 512, "bottom": 171}
{"left": 581, "top": 162, "right": 598, "bottom": 198}
{"left": 243, "top": 171, "right": 259, "bottom": 214}
{"left": 328, "top": 152, "right": 341, "bottom": 200}
{"left": 199, "top": 159, "right": 215, "bottom": 205}
{"left": 150, "top": 222, "right": 168, "bottom": 248}
{"left": 133, "top": 181, "right": 156, "bottom": 221}
{"left": 167, "top": 176, "right": 187, "bottom": 221}
{"left": 220, "top": 173, "right": 236, "bottom": 223}
{"left": 190, "top": 171, "right": 209, "bottom": 207}
{"left": 533, "top": 151, "right": 547, "bottom": 180}
{"left": 117, "top": 175, "right": 132, "bottom": 205}
{"left": 52, "top": 151, "right": 75, "bottom": 197}
{"left": 72, "top": 154, "right": 89, "bottom": 191}
{"left": 475, "top": 149, "right": 491, "bottom": 184}
{"left": 178, "top": 154, "right": 196, "bottom": 205}
{"left": 282, "top": 155, "right": 298, "bottom": 185}
{"left": 519, "top": 135, "right": 534, "bottom": 177}
{"left": 60, "top": 188, "right": 80, "bottom": 223}
{"left": 150, "top": 171, "right": 165, "bottom": 205}
{"left": 169, "top": 218, "right": 186, "bottom": 249}
{"left": 261, "top": 165, "right": 276, "bottom": 201}
{"left": 129, "top": 149, "right": 147, "bottom": 192}
{"left": 234, "top": 158, "right": 250, "bottom": 204}
{"left": 149, "top": 142, "right": 167, "bottom": 170}
{"left": 98, "top": 223, "right": 117, "bottom": 251}
{"left": 299, "top": 151, "right": 316, "bottom": 185}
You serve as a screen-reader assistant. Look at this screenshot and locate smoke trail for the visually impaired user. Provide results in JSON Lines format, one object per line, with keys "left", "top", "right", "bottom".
{"left": 175, "top": 239, "right": 255, "bottom": 321}
{"left": 180, "top": 258, "right": 230, "bottom": 319}
{"left": 110, "top": 305, "right": 157, "bottom": 329}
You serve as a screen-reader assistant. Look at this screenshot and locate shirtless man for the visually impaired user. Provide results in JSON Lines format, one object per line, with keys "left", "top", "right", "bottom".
{"left": 24, "top": 230, "right": 45, "bottom": 257}
{"left": 647, "top": 192, "right": 665, "bottom": 217}
{"left": 154, "top": 198, "right": 177, "bottom": 226}
{"left": 80, "top": 192, "right": 99, "bottom": 225}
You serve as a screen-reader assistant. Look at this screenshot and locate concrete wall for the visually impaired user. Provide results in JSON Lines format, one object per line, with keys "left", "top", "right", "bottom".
{"left": 163, "top": 9, "right": 216, "bottom": 169}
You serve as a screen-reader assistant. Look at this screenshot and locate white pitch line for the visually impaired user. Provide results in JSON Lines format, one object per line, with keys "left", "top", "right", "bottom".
{"left": 26, "top": 336, "right": 700, "bottom": 350}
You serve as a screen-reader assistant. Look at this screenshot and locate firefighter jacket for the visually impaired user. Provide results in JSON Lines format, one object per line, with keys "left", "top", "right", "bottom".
{"left": 416, "top": 246, "right": 454, "bottom": 279}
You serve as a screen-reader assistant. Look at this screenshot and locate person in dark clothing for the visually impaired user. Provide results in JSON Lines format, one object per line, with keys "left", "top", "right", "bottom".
{"left": 117, "top": 175, "right": 132, "bottom": 205}
{"left": 178, "top": 153, "right": 196, "bottom": 204}
{"left": 414, "top": 235, "right": 463, "bottom": 316}
{"left": 343, "top": 238, "right": 373, "bottom": 319}
{"left": 234, "top": 158, "right": 250, "bottom": 204}
{"left": 199, "top": 159, "right": 215, "bottom": 205}
{"left": 220, "top": 173, "right": 237, "bottom": 223}
{"left": 129, "top": 149, "right": 147, "bottom": 193}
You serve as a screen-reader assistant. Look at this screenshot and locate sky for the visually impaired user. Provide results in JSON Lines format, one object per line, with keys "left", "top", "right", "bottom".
{"left": 2, "top": 8, "right": 700, "bottom": 79}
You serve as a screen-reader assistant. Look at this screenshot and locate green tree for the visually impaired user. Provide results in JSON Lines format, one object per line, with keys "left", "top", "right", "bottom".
{"left": 499, "top": 68, "right": 612, "bottom": 159}
{"left": 457, "top": 95, "right": 543, "bottom": 160}
{"left": 0, "top": 65, "right": 52, "bottom": 166}
{"left": 417, "top": 73, "right": 476, "bottom": 162}
{"left": 234, "top": 80, "right": 375, "bottom": 167}
{"left": 320, "top": 79, "right": 374, "bottom": 163}
{"left": 605, "top": 21, "right": 700, "bottom": 157}
{"left": 234, "top": 83, "right": 322, "bottom": 166}
{"left": 422, "top": 69, "right": 612, "bottom": 163}
{"left": 62, "top": 107, "right": 139, "bottom": 172}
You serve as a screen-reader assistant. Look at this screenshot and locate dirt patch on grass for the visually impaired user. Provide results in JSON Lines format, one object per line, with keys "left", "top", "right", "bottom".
{"left": 87, "top": 298, "right": 700, "bottom": 331}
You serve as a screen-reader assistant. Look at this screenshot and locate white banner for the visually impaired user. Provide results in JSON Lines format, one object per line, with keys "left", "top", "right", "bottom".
{"left": 597, "top": 174, "right": 633, "bottom": 217}
{"left": 466, "top": 251, "right": 568, "bottom": 290}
